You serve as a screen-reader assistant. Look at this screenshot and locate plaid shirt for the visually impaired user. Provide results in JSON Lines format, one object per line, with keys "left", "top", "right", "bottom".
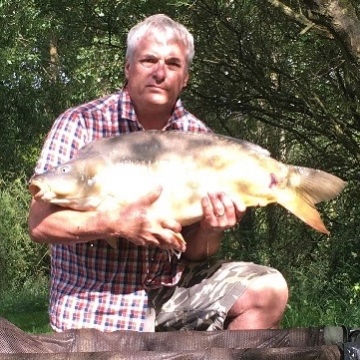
{"left": 34, "top": 88, "right": 211, "bottom": 332}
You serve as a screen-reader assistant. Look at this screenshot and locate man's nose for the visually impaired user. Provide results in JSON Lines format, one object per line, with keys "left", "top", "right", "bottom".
{"left": 152, "top": 61, "right": 166, "bottom": 81}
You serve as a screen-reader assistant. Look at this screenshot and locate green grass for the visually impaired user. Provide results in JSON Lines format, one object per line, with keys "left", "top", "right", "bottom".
{"left": 0, "top": 278, "right": 51, "bottom": 334}
{"left": 283, "top": 283, "right": 360, "bottom": 329}
{"left": 2, "top": 275, "right": 360, "bottom": 334}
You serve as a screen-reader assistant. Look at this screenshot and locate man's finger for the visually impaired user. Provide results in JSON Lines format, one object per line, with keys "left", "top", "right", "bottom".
{"left": 138, "top": 185, "right": 163, "bottom": 205}
{"left": 161, "top": 219, "right": 182, "bottom": 233}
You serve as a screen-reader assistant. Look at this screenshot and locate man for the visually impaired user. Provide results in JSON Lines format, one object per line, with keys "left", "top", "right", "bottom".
{"left": 28, "top": 14, "right": 288, "bottom": 332}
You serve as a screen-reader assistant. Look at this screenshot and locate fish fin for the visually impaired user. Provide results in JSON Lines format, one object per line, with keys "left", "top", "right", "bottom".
{"left": 277, "top": 166, "right": 346, "bottom": 234}
{"left": 174, "top": 232, "right": 186, "bottom": 245}
{"left": 107, "top": 233, "right": 185, "bottom": 251}
{"left": 278, "top": 192, "right": 330, "bottom": 234}
{"left": 167, "top": 233, "right": 186, "bottom": 259}
{"left": 106, "top": 237, "right": 118, "bottom": 249}
{"left": 222, "top": 136, "right": 271, "bottom": 157}
{"left": 168, "top": 249, "right": 182, "bottom": 260}
{"left": 291, "top": 166, "right": 347, "bottom": 204}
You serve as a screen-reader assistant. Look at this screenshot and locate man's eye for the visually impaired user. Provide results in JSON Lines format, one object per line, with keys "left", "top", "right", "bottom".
{"left": 141, "top": 58, "right": 157, "bottom": 68}
{"left": 165, "top": 62, "right": 181, "bottom": 71}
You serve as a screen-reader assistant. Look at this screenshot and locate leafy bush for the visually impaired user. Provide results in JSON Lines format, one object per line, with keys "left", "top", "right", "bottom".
{"left": 0, "top": 176, "right": 49, "bottom": 291}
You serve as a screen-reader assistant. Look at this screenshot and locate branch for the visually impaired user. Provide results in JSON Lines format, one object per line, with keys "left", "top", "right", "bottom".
{"left": 268, "top": 0, "right": 360, "bottom": 64}
{"left": 311, "top": 0, "right": 360, "bottom": 64}
{"left": 266, "top": 0, "right": 330, "bottom": 36}
{"left": 267, "top": 0, "right": 313, "bottom": 27}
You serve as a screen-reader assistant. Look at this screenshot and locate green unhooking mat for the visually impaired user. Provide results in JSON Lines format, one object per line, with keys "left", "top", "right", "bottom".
{"left": 1, "top": 317, "right": 360, "bottom": 359}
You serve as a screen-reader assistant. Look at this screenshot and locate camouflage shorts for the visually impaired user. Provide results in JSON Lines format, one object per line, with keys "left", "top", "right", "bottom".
{"left": 148, "top": 259, "right": 278, "bottom": 331}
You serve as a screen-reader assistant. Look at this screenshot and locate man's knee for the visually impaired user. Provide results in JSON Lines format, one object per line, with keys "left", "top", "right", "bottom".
{"left": 248, "top": 271, "right": 288, "bottom": 309}
{"left": 228, "top": 270, "right": 288, "bottom": 321}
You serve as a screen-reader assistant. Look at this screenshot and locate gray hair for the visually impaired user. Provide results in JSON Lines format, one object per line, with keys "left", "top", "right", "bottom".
{"left": 126, "top": 14, "right": 194, "bottom": 69}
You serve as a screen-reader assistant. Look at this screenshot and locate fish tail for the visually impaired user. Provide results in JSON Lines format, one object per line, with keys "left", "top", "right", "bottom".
{"left": 277, "top": 166, "right": 346, "bottom": 234}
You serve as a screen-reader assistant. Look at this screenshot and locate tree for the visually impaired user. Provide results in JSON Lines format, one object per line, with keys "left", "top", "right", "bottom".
{"left": 180, "top": 0, "right": 360, "bottom": 281}
{"left": 1, "top": 0, "right": 360, "bottom": 295}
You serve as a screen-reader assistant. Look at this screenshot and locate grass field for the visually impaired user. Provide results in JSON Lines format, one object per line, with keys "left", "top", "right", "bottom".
{"left": 0, "top": 279, "right": 51, "bottom": 334}
{"left": 2, "top": 277, "right": 360, "bottom": 334}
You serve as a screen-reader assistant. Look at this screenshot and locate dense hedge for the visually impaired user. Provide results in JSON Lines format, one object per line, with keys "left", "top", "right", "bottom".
{"left": 0, "top": 176, "right": 49, "bottom": 291}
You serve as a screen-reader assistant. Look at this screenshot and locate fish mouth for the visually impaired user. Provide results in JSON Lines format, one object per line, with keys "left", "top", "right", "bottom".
{"left": 29, "top": 183, "right": 41, "bottom": 197}
{"left": 29, "top": 179, "right": 100, "bottom": 210}
{"left": 29, "top": 180, "right": 56, "bottom": 201}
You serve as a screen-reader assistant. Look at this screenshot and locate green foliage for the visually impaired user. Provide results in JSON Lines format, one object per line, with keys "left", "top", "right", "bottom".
{"left": 1, "top": 0, "right": 360, "bottom": 330}
{"left": 284, "top": 268, "right": 360, "bottom": 328}
{"left": 0, "top": 176, "right": 49, "bottom": 291}
{"left": 0, "top": 276, "right": 50, "bottom": 333}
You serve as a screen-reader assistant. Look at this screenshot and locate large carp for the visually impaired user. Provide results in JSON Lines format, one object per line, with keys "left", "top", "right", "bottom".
{"left": 29, "top": 130, "right": 346, "bottom": 245}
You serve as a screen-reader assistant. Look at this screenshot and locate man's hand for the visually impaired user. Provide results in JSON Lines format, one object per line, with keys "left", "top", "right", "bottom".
{"left": 103, "top": 186, "right": 185, "bottom": 251}
{"left": 181, "top": 192, "right": 246, "bottom": 261}
{"left": 29, "top": 185, "right": 184, "bottom": 251}
{"left": 200, "top": 192, "right": 246, "bottom": 232}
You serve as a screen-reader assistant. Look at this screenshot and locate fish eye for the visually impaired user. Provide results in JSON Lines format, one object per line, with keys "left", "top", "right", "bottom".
{"left": 60, "top": 165, "right": 71, "bottom": 173}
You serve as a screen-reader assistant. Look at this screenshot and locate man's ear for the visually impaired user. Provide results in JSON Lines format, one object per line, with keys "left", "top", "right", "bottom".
{"left": 124, "top": 60, "right": 130, "bottom": 78}
{"left": 183, "top": 72, "right": 189, "bottom": 89}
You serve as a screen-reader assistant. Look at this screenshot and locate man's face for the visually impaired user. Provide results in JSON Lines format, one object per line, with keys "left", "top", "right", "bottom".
{"left": 125, "top": 34, "right": 189, "bottom": 109}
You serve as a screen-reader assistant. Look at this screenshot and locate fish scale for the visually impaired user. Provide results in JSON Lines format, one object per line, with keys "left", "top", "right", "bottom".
{"left": 29, "top": 130, "right": 347, "bottom": 247}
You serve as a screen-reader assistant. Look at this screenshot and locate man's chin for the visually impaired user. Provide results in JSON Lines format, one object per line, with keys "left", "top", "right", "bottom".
{"left": 145, "top": 95, "right": 170, "bottom": 106}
